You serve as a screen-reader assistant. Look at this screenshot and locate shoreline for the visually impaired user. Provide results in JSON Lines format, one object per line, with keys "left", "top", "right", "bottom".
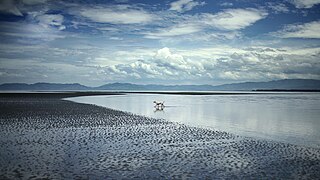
{"left": 1, "top": 93, "right": 320, "bottom": 179}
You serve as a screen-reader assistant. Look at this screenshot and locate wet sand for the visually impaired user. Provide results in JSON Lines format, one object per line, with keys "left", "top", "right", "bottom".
{"left": 0, "top": 93, "right": 320, "bottom": 179}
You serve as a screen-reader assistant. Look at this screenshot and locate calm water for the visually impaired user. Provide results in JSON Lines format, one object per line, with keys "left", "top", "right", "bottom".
{"left": 68, "top": 93, "right": 320, "bottom": 148}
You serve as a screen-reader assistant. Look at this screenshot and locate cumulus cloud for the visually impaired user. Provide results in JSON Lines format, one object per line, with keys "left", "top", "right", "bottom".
{"left": 76, "top": 5, "right": 154, "bottom": 24}
{"left": 102, "top": 47, "right": 206, "bottom": 81}
{"left": 154, "top": 47, "right": 189, "bottom": 71}
{"left": 169, "top": 0, "right": 205, "bottom": 13}
{"left": 275, "top": 21, "right": 320, "bottom": 39}
{"left": 291, "top": 0, "right": 320, "bottom": 8}
{"left": 208, "top": 47, "right": 320, "bottom": 80}
{"left": 101, "top": 46, "right": 320, "bottom": 82}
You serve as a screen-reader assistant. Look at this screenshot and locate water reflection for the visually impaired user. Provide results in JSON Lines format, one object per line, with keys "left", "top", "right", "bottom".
{"left": 154, "top": 105, "right": 165, "bottom": 112}
{"left": 68, "top": 93, "right": 320, "bottom": 148}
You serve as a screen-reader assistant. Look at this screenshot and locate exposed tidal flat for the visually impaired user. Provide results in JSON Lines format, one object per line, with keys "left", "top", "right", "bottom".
{"left": 0, "top": 92, "right": 320, "bottom": 179}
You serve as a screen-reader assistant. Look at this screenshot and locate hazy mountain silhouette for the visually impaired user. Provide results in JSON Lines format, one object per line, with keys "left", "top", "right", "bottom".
{"left": 0, "top": 83, "right": 90, "bottom": 91}
{"left": 1, "top": 79, "right": 320, "bottom": 91}
{"left": 209, "top": 79, "right": 320, "bottom": 91}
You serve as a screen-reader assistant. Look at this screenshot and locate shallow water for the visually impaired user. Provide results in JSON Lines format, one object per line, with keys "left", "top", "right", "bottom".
{"left": 68, "top": 93, "right": 320, "bottom": 148}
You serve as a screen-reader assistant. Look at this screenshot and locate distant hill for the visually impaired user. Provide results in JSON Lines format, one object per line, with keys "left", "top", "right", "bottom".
{"left": 1, "top": 79, "right": 320, "bottom": 91}
{"left": 96, "top": 83, "right": 214, "bottom": 91}
{"left": 0, "top": 83, "right": 90, "bottom": 91}
{"left": 96, "top": 79, "right": 320, "bottom": 91}
{"left": 210, "top": 79, "right": 320, "bottom": 91}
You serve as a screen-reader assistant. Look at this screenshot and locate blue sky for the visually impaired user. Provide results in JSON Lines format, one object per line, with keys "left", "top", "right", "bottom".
{"left": 0, "top": 0, "right": 320, "bottom": 86}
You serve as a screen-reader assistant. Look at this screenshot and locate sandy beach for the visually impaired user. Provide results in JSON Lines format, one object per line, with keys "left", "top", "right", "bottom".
{"left": 1, "top": 93, "right": 320, "bottom": 179}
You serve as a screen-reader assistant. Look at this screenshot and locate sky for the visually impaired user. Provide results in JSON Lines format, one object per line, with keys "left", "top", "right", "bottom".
{"left": 0, "top": 0, "right": 320, "bottom": 86}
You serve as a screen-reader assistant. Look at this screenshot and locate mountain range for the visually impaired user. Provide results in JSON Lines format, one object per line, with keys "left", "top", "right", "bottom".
{"left": 1, "top": 79, "right": 320, "bottom": 91}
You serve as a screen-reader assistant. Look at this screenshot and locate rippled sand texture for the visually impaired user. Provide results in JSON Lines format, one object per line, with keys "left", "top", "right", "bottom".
{"left": 0, "top": 94, "right": 320, "bottom": 179}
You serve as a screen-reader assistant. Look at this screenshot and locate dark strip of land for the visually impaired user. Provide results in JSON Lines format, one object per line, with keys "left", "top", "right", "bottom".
{"left": 0, "top": 92, "right": 124, "bottom": 99}
{"left": 253, "top": 89, "right": 320, "bottom": 92}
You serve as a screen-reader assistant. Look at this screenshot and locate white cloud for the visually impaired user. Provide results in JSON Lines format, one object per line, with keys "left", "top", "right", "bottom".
{"left": 97, "top": 27, "right": 120, "bottom": 32}
{"left": 144, "top": 8, "right": 267, "bottom": 40}
{"left": 77, "top": 6, "right": 154, "bottom": 24}
{"left": 201, "top": 8, "right": 268, "bottom": 31}
{"left": 35, "top": 14, "right": 66, "bottom": 30}
{"left": 267, "top": 3, "right": 289, "bottom": 14}
{"left": 0, "top": 20, "right": 65, "bottom": 41}
{"left": 220, "top": 2, "right": 233, "bottom": 7}
{"left": 275, "top": 21, "right": 320, "bottom": 39}
{"left": 150, "top": 47, "right": 191, "bottom": 73}
{"left": 169, "top": 0, "right": 205, "bottom": 13}
{"left": 214, "top": 46, "right": 320, "bottom": 80}
{"left": 154, "top": 31, "right": 242, "bottom": 44}
{"left": 291, "top": 0, "right": 320, "bottom": 8}
{"left": 155, "top": 47, "right": 182, "bottom": 63}
{"left": 220, "top": 71, "right": 240, "bottom": 80}
{"left": 144, "top": 24, "right": 203, "bottom": 39}
{"left": 109, "top": 37, "right": 123, "bottom": 40}
{"left": 0, "top": 12, "right": 67, "bottom": 41}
